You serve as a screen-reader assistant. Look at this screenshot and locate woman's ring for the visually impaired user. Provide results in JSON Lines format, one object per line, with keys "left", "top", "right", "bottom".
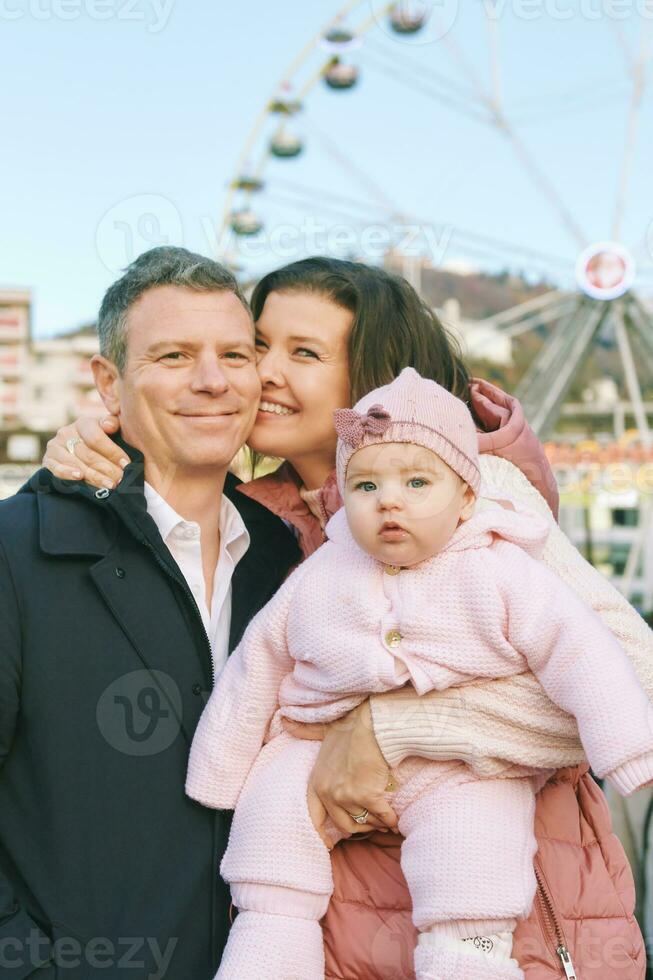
{"left": 350, "top": 808, "right": 369, "bottom": 825}
{"left": 66, "top": 437, "right": 82, "bottom": 457}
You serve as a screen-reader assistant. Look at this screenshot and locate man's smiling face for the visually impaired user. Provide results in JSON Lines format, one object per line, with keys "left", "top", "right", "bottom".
{"left": 104, "top": 284, "right": 261, "bottom": 479}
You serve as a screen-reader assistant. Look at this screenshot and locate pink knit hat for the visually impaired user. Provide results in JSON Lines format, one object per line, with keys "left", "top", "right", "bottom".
{"left": 334, "top": 367, "right": 481, "bottom": 497}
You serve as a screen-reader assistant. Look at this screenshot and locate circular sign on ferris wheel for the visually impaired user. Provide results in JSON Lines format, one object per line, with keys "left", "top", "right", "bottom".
{"left": 575, "top": 242, "right": 636, "bottom": 301}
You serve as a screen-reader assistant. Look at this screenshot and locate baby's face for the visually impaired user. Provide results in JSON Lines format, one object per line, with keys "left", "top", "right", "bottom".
{"left": 343, "top": 442, "right": 476, "bottom": 567}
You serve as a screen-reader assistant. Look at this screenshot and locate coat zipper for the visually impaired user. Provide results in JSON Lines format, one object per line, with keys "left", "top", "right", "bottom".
{"left": 534, "top": 866, "right": 578, "bottom": 979}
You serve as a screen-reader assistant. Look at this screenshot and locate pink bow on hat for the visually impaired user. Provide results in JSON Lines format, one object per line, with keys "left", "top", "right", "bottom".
{"left": 333, "top": 404, "right": 392, "bottom": 448}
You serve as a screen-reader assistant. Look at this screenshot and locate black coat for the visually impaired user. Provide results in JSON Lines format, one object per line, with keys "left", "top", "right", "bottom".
{"left": 0, "top": 440, "right": 300, "bottom": 979}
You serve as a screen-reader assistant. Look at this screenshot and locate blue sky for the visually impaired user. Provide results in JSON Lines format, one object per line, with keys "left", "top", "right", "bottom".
{"left": 2, "top": 0, "right": 652, "bottom": 336}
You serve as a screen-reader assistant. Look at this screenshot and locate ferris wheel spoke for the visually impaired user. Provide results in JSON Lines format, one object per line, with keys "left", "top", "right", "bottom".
{"left": 511, "top": 85, "right": 629, "bottom": 127}
{"left": 444, "top": 227, "right": 572, "bottom": 275}
{"left": 363, "top": 50, "right": 492, "bottom": 124}
{"left": 364, "top": 35, "right": 479, "bottom": 101}
{"left": 498, "top": 299, "right": 579, "bottom": 340}
{"left": 483, "top": 1, "right": 503, "bottom": 111}
{"left": 478, "top": 289, "right": 573, "bottom": 328}
{"left": 302, "top": 116, "right": 405, "bottom": 212}
{"left": 264, "top": 188, "right": 392, "bottom": 228}
{"left": 470, "top": 297, "right": 577, "bottom": 355}
{"left": 611, "top": 21, "right": 638, "bottom": 79}
{"left": 271, "top": 176, "right": 396, "bottom": 218}
{"left": 611, "top": 21, "right": 652, "bottom": 241}
{"left": 496, "top": 124, "right": 588, "bottom": 249}
{"left": 433, "top": 15, "right": 494, "bottom": 111}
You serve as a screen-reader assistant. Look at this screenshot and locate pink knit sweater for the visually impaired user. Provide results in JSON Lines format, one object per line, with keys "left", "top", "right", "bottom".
{"left": 186, "top": 499, "right": 653, "bottom": 812}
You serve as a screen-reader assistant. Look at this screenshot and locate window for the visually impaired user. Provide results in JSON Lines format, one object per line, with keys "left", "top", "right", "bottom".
{"left": 612, "top": 508, "right": 639, "bottom": 528}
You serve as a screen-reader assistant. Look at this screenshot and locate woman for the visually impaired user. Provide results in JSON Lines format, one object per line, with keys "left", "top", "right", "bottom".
{"left": 44, "top": 257, "right": 649, "bottom": 978}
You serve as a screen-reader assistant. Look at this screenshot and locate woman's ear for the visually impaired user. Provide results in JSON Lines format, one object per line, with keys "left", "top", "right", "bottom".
{"left": 90, "top": 355, "right": 121, "bottom": 417}
{"left": 459, "top": 483, "right": 476, "bottom": 522}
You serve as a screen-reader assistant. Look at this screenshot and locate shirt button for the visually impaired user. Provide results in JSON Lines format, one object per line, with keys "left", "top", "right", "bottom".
{"left": 384, "top": 565, "right": 401, "bottom": 576}
{"left": 114, "top": 567, "right": 125, "bottom": 579}
{"left": 385, "top": 629, "right": 402, "bottom": 649}
{"left": 192, "top": 683, "right": 203, "bottom": 696}
{"left": 182, "top": 525, "right": 199, "bottom": 540}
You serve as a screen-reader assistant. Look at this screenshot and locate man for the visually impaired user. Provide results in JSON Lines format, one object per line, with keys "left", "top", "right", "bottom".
{"left": 0, "top": 247, "right": 300, "bottom": 978}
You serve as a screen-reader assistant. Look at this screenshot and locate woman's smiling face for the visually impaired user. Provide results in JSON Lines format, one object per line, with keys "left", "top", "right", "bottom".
{"left": 248, "top": 290, "right": 353, "bottom": 486}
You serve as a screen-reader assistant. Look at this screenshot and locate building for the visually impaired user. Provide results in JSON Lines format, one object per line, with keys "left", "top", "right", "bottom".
{"left": 440, "top": 297, "right": 513, "bottom": 368}
{"left": 0, "top": 289, "right": 103, "bottom": 498}
{"left": 0, "top": 288, "right": 31, "bottom": 431}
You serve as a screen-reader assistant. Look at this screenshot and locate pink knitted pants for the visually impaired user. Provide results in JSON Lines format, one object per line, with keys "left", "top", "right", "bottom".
{"left": 217, "top": 734, "right": 538, "bottom": 979}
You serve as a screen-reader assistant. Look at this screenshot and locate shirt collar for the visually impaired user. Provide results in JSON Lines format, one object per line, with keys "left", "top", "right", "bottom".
{"left": 143, "top": 481, "right": 250, "bottom": 562}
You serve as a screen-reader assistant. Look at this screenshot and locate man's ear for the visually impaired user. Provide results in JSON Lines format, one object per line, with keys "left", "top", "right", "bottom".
{"left": 459, "top": 483, "right": 476, "bottom": 522}
{"left": 91, "top": 355, "right": 121, "bottom": 416}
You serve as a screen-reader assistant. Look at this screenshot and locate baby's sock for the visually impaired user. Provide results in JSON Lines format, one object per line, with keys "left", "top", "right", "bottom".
{"left": 415, "top": 936, "right": 524, "bottom": 980}
{"left": 427, "top": 930, "right": 514, "bottom": 962}
{"left": 415, "top": 930, "right": 524, "bottom": 979}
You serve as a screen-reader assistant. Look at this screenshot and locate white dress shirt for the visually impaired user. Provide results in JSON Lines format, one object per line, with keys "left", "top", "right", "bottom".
{"left": 143, "top": 482, "right": 250, "bottom": 676}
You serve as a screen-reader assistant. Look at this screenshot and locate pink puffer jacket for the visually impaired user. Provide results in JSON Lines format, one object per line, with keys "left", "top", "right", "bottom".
{"left": 236, "top": 380, "right": 645, "bottom": 979}
{"left": 320, "top": 768, "right": 644, "bottom": 979}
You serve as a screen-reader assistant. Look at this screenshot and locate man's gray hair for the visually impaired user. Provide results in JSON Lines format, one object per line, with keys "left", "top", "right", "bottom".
{"left": 97, "top": 246, "right": 250, "bottom": 373}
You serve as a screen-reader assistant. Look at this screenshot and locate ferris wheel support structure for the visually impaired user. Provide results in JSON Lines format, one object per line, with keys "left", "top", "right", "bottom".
{"left": 480, "top": 287, "right": 652, "bottom": 603}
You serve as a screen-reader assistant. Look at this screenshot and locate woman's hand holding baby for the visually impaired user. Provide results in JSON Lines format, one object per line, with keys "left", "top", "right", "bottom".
{"left": 284, "top": 701, "right": 399, "bottom": 839}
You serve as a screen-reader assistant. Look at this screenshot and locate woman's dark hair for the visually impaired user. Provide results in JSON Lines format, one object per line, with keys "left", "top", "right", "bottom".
{"left": 250, "top": 256, "right": 477, "bottom": 413}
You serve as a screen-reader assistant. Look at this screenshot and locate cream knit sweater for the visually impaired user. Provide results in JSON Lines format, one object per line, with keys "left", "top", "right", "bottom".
{"left": 371, "top": 454, "right": 653, "bottom": 777}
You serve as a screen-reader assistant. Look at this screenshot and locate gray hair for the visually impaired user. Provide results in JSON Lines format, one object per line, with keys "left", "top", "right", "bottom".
{"left": 97, "top": 246, "right": 250, "bottom": 373}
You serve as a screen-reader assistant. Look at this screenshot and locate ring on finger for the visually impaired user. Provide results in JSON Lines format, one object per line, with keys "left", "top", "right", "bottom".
{"left": 66, "top": 437, "right": 83, "bottom": 457}
{"left": 349, "top": 808, "right": 369, "bottom": 825}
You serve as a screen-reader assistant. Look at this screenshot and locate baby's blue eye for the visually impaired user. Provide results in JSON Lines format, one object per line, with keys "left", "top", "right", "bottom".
{"left": 408, "top": 478, "right": 428, "bottom": 488}
{"left": 356, "top": 481, "right": 377, "bottom": 492}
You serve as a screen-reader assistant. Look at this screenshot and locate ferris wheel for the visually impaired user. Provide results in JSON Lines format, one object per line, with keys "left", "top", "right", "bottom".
{"left": 218, "top": 1, "right": 653, "bottom": 437}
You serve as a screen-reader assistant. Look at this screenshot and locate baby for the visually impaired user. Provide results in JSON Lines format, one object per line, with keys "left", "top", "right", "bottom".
{"left": 187, "top": 367, "right": 653, "bottom": 980}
